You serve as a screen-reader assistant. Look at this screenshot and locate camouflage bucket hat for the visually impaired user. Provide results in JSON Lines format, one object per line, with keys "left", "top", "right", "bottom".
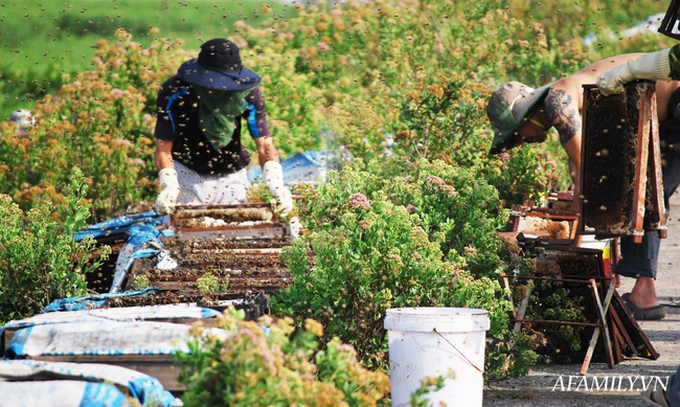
{"left": 486, "top": 81, "right": 552, "bottom": 154}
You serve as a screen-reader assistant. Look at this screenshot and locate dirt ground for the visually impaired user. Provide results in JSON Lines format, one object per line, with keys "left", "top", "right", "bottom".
{"left": 483, "top": 193, "right": 680, "bottom": 406}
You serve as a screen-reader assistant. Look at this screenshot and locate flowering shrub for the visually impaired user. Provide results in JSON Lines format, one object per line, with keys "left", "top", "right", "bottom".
{"left": 229, "top": 0, "right": 569, "bottom": 200}
{"left": 130, "top": 275, "right": 150, "bottom": 291}
{"left": 174, "top": 308, "right": 390, "bottom": 406}
{"left": 353, "top": 157, "right": 509, "bottom": 276}
{"left": 7, "top": 0, "right": 662, "bottom": 220}
{"left": 2, "top": 0, "right": 677, "bottom": 219}
{"left": 2, "top": 0, "right": 674, "bottom": 384}
{"left": 0, "top": 168, "right": 110, "bottom": 324}
{"left": 275, "top": 159, "right": 536, "bottom": 377}
{"left": 0, "top": 29, "right": 188, "bottom": 221}
{"left": 409, "top": 374, "right": 453, "bottom": 407}
{"left": 196, "top": 274, "right": 219, "bottom": 294}
{"left": 231, "top": 0, "right": 579, "bottom": 195}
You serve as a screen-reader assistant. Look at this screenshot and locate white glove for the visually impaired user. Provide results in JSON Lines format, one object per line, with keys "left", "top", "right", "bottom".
{"left": 289, "top": 216, "right": 302, "bottom": 240}
{"left": 263, "top": 160, "right": 293, "bottom": 218}
{"left": 154, "top": 168, "right": 180, "bottom": 215}
{"left": 596, "top": 49, "right": 671, "bottom": 96}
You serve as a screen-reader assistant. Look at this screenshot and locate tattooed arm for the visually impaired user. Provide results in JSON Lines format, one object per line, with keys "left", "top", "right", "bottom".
{"left": 544, "top": 86, "right": 584, "bottom": 214}
{"left": 541, "top": 54, "right": 651, "bottom": 221}
{"left": 544, "top": 88, "right": 582, "bottom": 181}
{"left": 545, "top": 54, "right": 651, "bottom": 180}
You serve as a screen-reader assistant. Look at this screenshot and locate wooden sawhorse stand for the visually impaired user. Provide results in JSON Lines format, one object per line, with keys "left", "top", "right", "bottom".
{"left": 501, "top": 271, "right": 616, "bottom": 375}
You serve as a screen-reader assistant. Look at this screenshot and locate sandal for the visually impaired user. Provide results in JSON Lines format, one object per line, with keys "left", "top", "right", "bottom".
{"left": 622, "top": 293, "right": 666, "bottom": 321}
{"left": 641, "top": 386, "right": 670, "bottom": 406}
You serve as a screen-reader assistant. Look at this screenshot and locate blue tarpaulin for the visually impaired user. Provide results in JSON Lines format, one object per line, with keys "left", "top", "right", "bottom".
{"left": 41, "top": 288, "right": 161, "bottom": 313}
{"left": 0, "top": 359, "right": 181, "bottom": 406}
{"left": 70, "top": 208, "right": 178, "bottom": 294}
{"left": 109, "top": 224, "right": 177, "bottom": 293}
{"left": 73, "top": 211, "right": 165, "bottom": 242}
{"left": 248, "top": 150, "right": 327, "bottom": 186}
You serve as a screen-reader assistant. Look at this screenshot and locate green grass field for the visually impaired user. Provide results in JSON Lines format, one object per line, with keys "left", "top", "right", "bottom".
{"left": 0, "top": 0, "right": 296, "bottom": 120}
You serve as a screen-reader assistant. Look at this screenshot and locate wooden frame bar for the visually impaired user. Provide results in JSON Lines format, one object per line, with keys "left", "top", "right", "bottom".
{"left": 631, "top": 89, "right": 653, "bottom": 242}
{"left": 579, "top": 278, "right": 616, "bottom": 374}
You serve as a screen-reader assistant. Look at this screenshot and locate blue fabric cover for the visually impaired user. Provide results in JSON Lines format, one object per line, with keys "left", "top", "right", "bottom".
{"left": 73, "top": 211, "right": 164, "bottom": 241}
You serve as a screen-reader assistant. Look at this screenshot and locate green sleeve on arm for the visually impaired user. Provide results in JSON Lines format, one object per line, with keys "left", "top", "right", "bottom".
{"left": 669, "top": 44, "right": 680, "bottom": 80}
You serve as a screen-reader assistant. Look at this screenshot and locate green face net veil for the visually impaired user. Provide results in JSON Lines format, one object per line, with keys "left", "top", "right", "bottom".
{"left": 194, "top": 86, "right": 249, "bottom": 150}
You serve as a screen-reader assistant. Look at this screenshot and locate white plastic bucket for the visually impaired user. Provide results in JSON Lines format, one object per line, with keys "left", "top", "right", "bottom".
{"left": 384, "top": 307, "right": 490, "bottom": 407}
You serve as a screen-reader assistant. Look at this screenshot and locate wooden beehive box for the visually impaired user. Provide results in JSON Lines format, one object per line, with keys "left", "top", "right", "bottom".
{"left": 123, "top": 240, "right": 294, "bottom": 299}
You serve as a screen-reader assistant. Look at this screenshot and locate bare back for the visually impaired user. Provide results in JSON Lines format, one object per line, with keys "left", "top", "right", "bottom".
{"left": 545, "top": 54, "right": 680, "bottom": 170}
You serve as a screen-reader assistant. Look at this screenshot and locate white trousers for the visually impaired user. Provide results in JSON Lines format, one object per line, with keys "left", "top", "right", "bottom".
{"left": 175, "top": 161, "right": 250, "bottom": 205}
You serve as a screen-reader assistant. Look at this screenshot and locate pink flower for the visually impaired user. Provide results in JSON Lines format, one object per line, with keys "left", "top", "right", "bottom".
{"left": 142, "top": 114, "right": 154, "bottom": 123}
{"left": 336, "top": 343, "right": 358, "bottom": 356}
{"left": 425, "top": 175, "right": 446, "bottom": 191}
{"left": 235, "top": 38, "right": 248, "bottom": 49}
{"left": 405, "top": 204, "right": 415, "bottom": 214}
{"left": 349, "top": 193, "right": 372, "bottom": 210}
{"left": 114, "top": 139, "right": 133, "bottom": 148}
{"left": 465, "top": 245, "right": 477, "bottom": 256}
{"left": 317, "top": 41, "right": 330, "bottom": 51}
